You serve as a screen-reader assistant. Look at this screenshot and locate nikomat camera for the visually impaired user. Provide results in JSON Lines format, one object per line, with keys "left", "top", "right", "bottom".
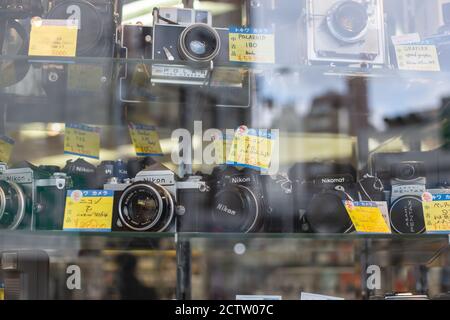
{"left": 104, "top": 162, "right": 176, "bottom": 232}
{"left": 0, "top": 162, "right": 71, "bottom": 230}
{"left": 289, "top": 162, "right": 358, "bottom": 234}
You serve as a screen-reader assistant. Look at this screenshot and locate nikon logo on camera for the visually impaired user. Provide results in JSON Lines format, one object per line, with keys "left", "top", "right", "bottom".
{"left": 216, "top": 203, "right": 237, "bottom": 216}
{"left": 143, "top": 177, "right": 167, "bottom": 184}
{"left": 231, "top": 176, "right": 251, "bottom": 184}
{"left": 321, "top": 177, "right": 346, "bottom": 184}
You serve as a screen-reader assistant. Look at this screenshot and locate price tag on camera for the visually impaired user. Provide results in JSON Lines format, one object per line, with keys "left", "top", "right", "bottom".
{"left": 422, "top": 192, "right": 450, "bottom": 233}
{"left": 0, "top": 136, "right": 14, "bottom": 164}
{"left": 229, "top": 27, "right": 275, "bottom": 64}
{"left": 63, "top": 190, "right": 114, "bottom": 232}
{"left": 344, "top": 201, "right": 391, "bottom": 234}
{"left": 128, "top": 123, "right": 163, "bottom": 157}
{"left": 64, "top": 123, "right": 101, "bottom": 159}
{"left": 29, "top": 18, "right": 78, "bottom": 57}
{"left": 226, "top": 126, "right": 276, "bottom": 171}
{"left": 395, "top": 45, "right": 441, "bottom": 72}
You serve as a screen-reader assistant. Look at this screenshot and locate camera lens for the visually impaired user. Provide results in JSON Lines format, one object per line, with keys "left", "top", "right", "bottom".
{"left": 390, "top": 196, "right": 425, "bottom": 234}
{"left": 327, "top": 1, "right": 369, "bottom": 43}
{"left": 119, "top": 182, "right": 174, "bottom": 232}
{"left": 212, "top": 185, "right": 260, "bottom": 232}
{"left": 0, "top": 180, "right": 26, "bottom": 230}
{"left": 178, "top": 23, "right": 221, "bottom": 63}
{"left": 399, "top": 164, "right": 416, "bottom": 180}
{"left": 306, "top": 190, "right": 353, "bottom": 233}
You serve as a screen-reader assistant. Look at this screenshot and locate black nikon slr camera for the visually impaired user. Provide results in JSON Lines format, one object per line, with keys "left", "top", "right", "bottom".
{"left": 0, "top": 162, "right": 71, "bottom": 230}
{"left": 177, "top": 166, "right": 295, "bottom": 233}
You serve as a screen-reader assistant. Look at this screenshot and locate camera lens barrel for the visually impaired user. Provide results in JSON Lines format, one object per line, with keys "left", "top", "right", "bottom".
{"left": 178, "top": 23, "right": 221, "bottom": 63}
{"left": 212, "top": 184, "right": 261, "bottom": 233}
{"left": 326, "top": 0, "right": 369, "bottom": 43}
{"left": 118, "top": 182, "right": 175, "bottom": 232}
{"left": 0, "top": 180, "right": 26, "bottom": 230}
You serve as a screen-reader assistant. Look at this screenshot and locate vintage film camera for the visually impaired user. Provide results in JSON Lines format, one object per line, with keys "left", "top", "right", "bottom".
{"left": 289, "top": 162, "right": 357, "bottom": 233}
{"left": 104, "top": 163, "right": 176, "bottom": 232}
{"left": 41, "top": 0, "right": 119, "bottom": 104}
{"left": 388, "top": 161, "right": 426, "bottom": 234}
{"left": 369, "top": 150, "right": 450, "bottom": 234}
{"left": 304, "top": 0, "right": 387, "bottom": 66}
{"left": 0, "top": 162, "right": 71, "bottom": 230}
{"left": 118, "top": 7, "right": 250, "bottom": 108}
{"left": 177, "top": 166, "right": 295, "bottom": 233}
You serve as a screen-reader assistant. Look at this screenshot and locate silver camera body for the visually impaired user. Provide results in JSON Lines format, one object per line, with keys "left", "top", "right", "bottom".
{"left": 305, "top": 0, "right": 386, "bottom": 66}
{"left": 104, "top": 164, "right": 177, "bottom": 232}
{"left": 0, "top": 163, "right": 70, "bottom": 230}
{"left": 156, "top": 7, "right": 212, "bottom": 26}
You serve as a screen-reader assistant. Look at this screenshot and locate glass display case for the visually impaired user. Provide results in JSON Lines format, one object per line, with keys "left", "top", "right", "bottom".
{"left": 1, "top": 0, "right": 450, "bottom": 300}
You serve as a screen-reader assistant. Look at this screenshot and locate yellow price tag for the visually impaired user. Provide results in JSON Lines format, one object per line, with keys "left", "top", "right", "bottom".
{"left": 227, "top": 127, "right": 275, "bottom": 170}
{"left": 0, "top": 287, "right": 4, "bottom": 300}
{"left": 29, "top": 19, "right": 78, "bottom": 57}
{"left": 128, "top": 123, "right": 163, "bottom": 156}
{"left": 64, "top": 123, "right": 101, "bottom": 159}
{"left": 0, "top": 136, "right": 15, "bottom": 163}
{"left": 395, "top": 45, "right": 441, "bottom": 72}
{"left": 422, "top": 192, "right": 450, "bottom": 232}
{"left": 63, "top": 190, "right": 114, "bottom": 231}
{"left": 344, "top": 201, "right": 391, "bottom": 234}
{"left": 229, "top": 27, "right": 275, "bottom": 64}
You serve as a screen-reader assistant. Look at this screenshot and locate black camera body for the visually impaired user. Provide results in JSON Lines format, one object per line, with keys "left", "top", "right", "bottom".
{"left": 177, "top": 166, "right": 294, "bottom": 233}
{"left": 290, "top": 162, "right": 357, "bottom": 233}
{"left": 0, "top": 0, "right": 43, "bottom": 19}
{"left": 104, "top": 163, "right": 176, "bottom": 232}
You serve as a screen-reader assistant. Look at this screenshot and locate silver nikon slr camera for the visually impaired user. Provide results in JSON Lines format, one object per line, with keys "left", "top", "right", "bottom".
{"left": 0, "top": 163, "right": 71, "bottom": 230}
{"left": 104, "top": 163, "right": 176, "bottom": 232}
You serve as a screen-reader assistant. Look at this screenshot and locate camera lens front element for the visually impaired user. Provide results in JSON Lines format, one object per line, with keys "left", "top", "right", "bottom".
{"left": 212, "top": 185, "right": 260, "bottom": 233}
{"left": 178, "top": 23, "right": 221, "bottom": 63}
{"left": 327, "top": 1, "right": 369, "bottom": 44}
{"left": 399, "top": 164, "right": 416, "bottom": 181}
{"left": 119, "top": 182, "right": 174, "bottom": 232}
{"left": 0, "top": 180, "right": 26, "bottom": 230}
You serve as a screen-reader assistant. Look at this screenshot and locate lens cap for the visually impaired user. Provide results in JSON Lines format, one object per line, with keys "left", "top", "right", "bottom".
{"left": 212, "top": 185, "right": 260, "bottom": 232}
{"left": 306, "top": 190, "right": 353, "bottom": 233}
{"left": 390, "top": 196, "right": 425, "bottom": 234}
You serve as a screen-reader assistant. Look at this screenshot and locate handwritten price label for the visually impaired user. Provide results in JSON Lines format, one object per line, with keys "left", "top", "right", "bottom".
{"left": 64, "top": 123, "right": 101, "bottom": 159}
{"left": 63, "top": 190, "right": 114, "bottom": 232}
{"left": 422, "top": 193, "right": 450, "bottom": 233}
{"left": 29, "top": 19, "right": 78, "bottom": 57}
{"left": 226, "top": 127, "right": 276, "bottom": 170}
{"left": 344, "top": 201, "right": 391, "bottom": 234}
{"left": 395, "top": 45, "right": 441, "bottom": 72}
{"left": 229, "top": 27, "right": 275, "bottom": 64}
{"left": 0, "top": 136, "right": 14, "bottom": 163}
{"left": 128, "top": 123, "right": 163, "bottom": 156}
